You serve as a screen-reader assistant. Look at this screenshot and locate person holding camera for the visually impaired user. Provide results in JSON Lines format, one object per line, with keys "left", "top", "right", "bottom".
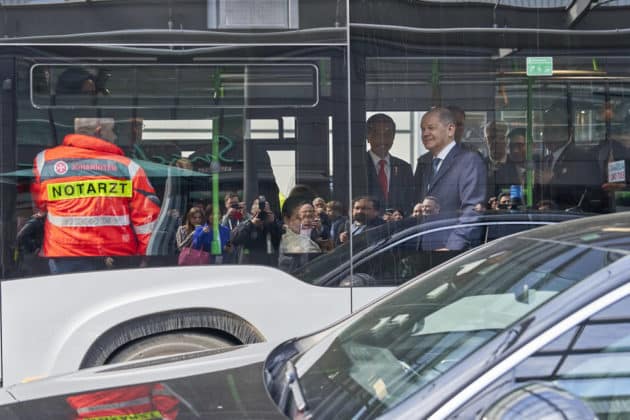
{"left": 230, "top": 196, "right": 282, "bottom": 266}
{"left": 221, "top": 192, "right": 245, "bottom": 231}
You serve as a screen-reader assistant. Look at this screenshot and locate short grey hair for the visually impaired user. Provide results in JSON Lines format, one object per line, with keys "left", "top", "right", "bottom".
{"left": 74, "top": 117, "right": 115, "bottom": 136}
{"left": 424, "top": 107, "right": 455, "bottom": 126}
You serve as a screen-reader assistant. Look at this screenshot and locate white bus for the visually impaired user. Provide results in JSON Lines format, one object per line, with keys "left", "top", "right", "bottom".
{"left": 0, "top": 0, "right": 628, "bottom": 387}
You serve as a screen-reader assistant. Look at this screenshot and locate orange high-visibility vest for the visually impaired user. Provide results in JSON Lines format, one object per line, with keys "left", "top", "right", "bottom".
{"left": 32, "top": 134, "right": 161, "bottom": 257}
{"left": 66, "top": 383, "right": 180, "bottom": 420}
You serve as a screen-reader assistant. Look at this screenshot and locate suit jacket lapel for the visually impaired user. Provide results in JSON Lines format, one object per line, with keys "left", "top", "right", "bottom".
{"left": 428, "top": 144, "right": 460, "bottom": 192}
{"left": 365, "top": 152, "right": 377, "bottom": 190}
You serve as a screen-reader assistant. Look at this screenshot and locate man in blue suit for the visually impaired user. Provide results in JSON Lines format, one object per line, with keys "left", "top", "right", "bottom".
{"left": 413, "top": 107, "right": 487, "bottom": 250}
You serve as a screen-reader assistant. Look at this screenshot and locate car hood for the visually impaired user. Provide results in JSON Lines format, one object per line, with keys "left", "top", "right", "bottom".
{"left": 1, "top": 342, "right": 285, "bottom": 419}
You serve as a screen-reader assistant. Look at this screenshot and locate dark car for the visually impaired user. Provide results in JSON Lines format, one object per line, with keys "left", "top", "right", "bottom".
{"left": 292, "top": 211, "right": 584, "bottom": 288}
{"left": 0, "top": 212, "right": 628, "bottom": 419}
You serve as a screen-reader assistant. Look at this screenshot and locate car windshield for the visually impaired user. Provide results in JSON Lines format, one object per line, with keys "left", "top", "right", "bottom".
{"left": 286, "top": 224, "right": 626, "bottom": 419}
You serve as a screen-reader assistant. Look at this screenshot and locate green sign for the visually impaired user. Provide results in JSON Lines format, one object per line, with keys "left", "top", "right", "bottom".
{"left": 526, "top": 57, "right": 553, "bottom": 76}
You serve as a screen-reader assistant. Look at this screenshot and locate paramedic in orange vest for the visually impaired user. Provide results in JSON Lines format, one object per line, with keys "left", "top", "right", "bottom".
{"left": 31, "top": 117, "right": 161, "bottom": 274}
{"left": 66, "top": 383, "right": 182, "bottom": 420}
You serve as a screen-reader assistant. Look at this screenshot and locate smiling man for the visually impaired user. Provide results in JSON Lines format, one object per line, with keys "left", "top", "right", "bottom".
{"left": 362, "top": 113, "right": 414, "bottom": 214}
{"left": 413, "top": 107, "right": 486, "bottom": 250}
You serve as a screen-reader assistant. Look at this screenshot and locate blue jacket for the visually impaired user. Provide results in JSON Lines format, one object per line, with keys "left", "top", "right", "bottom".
{"left": 192, "top": 224, "right": 231, "bottom": 253}
{"left": 413, "top": 144, "right": 487, "bottom": 250}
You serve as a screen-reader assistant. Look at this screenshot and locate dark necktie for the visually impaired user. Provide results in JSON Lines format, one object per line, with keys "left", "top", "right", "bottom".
{"left": 427, "top": 157, "right": 441, "bottom": 191}
{"left": 378, "top": 159, "right": 388, "bottom": 199}
{"left": 431, "top": 157, "right": 441, "bottom": 178}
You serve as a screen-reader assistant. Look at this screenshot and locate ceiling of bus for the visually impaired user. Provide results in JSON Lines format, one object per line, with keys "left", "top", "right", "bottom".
{"left": 1, "top": 0, "right": 630, "bottom": 44}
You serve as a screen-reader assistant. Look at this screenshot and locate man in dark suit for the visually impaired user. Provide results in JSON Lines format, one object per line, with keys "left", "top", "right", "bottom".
{"left": 362, "top": 114, "right": 414, "bottom": 214}
{"left": 536, "top": 102, "right": 602, "bottom": 212}
{"left": 492, "top": 127, "right": 527, "bottom": 197}
{"left": 413, "top": 107, "right": 487, "bottom": 250}
{"left": 338, "top": 196, "right": 385, "bottom": 244}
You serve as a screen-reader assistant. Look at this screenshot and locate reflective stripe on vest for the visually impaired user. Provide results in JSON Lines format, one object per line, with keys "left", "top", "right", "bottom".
{"left": 40, "top": 158, "right": 131, "bottom": 181}
{"left": 47, "top": 213, "right": 130, "bottom": 227}
{"left": 128, "top": 160, "right": 141, "bottom": 178}
{"left": 47, "top": 179, "right": 133, "bottom": 201}
{"left": 35, "top": 151, "right": 45, "bottom": 177}
{"left": 134, "top": 220, "right": 156, "bottom": 235}
{"left": 76, "top": 397, "right": 152, "bottom": 415}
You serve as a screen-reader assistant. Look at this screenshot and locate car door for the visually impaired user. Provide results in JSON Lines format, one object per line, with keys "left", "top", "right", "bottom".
{"left": 350, "top": 221, "right": 552, "bottom": 310}
{"left": 453, "top": 290, "right": 630, "bottom": 419}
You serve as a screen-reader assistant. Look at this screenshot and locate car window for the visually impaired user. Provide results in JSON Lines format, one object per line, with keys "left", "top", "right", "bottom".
{"left": 342, "top": 241, "right": 460, "bottom": 287}
{"left": 291, "top": 220, "right": 406, "bottom": 286}
{"left": 342, "top": 222, "right": 547, "bottom": 288}
{"left": 284, "top": 232, "right": 625, "bottom": 419}
{"left": 291, "top": 219, "right": 572, "bottom": 288}
{"left": 484, "top": 223, "right": 544, "bottom": 242}
{"left": 458, "top": 293, "right": 630, "bottom": 420}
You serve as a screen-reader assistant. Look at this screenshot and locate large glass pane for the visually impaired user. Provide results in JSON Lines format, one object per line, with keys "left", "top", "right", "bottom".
{"left": 358, "top": 54, "right": 630, "bottom": 214}
{"left": 3, "top": 44, "right": 350, "bottom": 279}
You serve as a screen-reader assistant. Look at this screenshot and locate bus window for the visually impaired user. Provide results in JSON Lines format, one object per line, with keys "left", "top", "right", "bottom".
{"left": 6, "top": 52, "right": 350, "bottom": 278}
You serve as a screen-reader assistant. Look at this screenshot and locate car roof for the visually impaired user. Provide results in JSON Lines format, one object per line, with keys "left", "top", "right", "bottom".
{"left": 295, "top": 210, "right": 587, "bottom": 285}
{"left": 514, "top": 211, "right": 630, "bottom": 249}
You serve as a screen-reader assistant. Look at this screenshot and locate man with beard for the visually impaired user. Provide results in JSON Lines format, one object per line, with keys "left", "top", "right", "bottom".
{"left": 338, "top": 196, "right": 385, "bottom": 244}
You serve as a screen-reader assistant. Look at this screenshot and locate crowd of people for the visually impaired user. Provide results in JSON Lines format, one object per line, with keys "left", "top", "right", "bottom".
{"left": 29, "top": 102, "right": 627, "bottom": 275}
{"left": 363, "top": 104, "right": 627, "bottom": 216}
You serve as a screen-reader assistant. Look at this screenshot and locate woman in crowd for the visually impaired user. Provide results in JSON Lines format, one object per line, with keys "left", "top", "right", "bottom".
{"left": 175, "top": 206, "right": 204, "bottom": 253}
{"left": 192, "top": 204, "right": 233, "bottom": 263}
{"left": 278, "top": 197, "right": 322, "bottom": 272}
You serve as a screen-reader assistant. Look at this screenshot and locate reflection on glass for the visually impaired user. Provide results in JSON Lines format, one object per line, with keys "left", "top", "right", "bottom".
{"left": 282, "top": 233, "right": 623, "bottom": 418}
{"left": 31, "top": 64, "right": 319, "bottom": 109}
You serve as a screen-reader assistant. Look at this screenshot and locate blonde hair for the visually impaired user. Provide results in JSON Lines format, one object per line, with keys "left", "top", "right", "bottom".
{"left": 184, "top": 206, "right": 204, "bottom": 234}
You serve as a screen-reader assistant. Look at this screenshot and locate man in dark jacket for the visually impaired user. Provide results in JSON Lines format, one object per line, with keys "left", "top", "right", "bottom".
{"left": 338, "top": 196, "right": 385, "bottom": 244}
{"left": 535, "top": 102, "right": 602, "bottom": 212}
{"left": 360, "top": 114, "right": 414, "bottom": 212}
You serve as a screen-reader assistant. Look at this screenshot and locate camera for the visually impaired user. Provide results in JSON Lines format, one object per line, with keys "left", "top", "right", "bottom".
{"left": 257, "top": 195, "right": 267, "bottom": 219}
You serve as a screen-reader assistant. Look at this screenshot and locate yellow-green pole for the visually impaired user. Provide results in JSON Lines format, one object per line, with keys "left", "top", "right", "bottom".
{"left": 525, "top": 77, "right": 534, "bottom": 208}
{"left": 211, "top": 70, "right": 223, "bottom": 256}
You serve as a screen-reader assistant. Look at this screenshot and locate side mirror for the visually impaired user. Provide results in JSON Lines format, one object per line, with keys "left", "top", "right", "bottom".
{"left": 482, "top": 382, "right": 596, "bottom": 420}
